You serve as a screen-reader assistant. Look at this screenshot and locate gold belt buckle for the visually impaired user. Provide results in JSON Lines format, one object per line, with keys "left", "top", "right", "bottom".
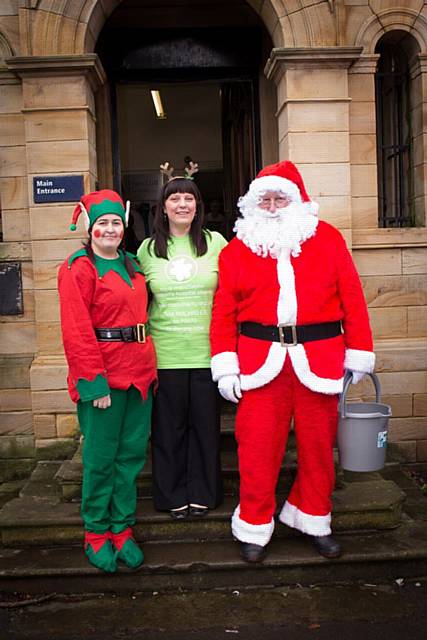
{"left": 278, "top": 323, "right": 298, "bottom": 347}
{"left": 136, "top": 323, "right": 146, "bottom": 343}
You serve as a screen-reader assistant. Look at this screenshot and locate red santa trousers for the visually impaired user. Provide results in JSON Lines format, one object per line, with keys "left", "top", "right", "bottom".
{"left": 232, "top": 356, "right": 338, "bottom": 546}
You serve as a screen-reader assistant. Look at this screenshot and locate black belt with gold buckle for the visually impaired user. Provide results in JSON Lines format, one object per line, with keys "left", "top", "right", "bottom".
{"left": 95, "top": 324, "right": 147, "bottom": 343}
{"left": 239, "top": 321, "right": 342, "bottom": 347}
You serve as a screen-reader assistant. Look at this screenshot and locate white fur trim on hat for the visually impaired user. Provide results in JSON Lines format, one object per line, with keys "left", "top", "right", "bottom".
{"left": 279, "top": 500, "right": 331, "bottom": 536}
{"left": 344, "top": 348, "right": 375, "bottom": 374}
{"left": 125, "top": 200, "right": 130, "bottom": 226}
{"left": 231, "top": 504, "right": 275, "bottom": 546}
{"left": 80, "top": 202, "right": 90, "bottom": 231}
{"left": 248, "top": 175, "right": 302, "bottom": 203}
{"left": 211, "top": 351, "right": 240, "bottom": 382}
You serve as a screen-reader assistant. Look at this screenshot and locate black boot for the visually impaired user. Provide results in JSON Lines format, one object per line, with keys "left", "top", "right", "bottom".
{"left": 240, "top": 542, "right": 267, "bottom": 563}
{"left": 309, "top": 534, "right": 341, "bottom": 559}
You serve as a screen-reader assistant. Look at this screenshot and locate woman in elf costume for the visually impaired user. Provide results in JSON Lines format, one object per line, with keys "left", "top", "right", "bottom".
{"left": 58, "top": 189, "right": 157, "bottom": 573}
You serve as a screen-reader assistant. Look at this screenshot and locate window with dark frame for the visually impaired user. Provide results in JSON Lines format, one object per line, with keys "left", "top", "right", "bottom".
{"left": 375, "top": 38, "right": 414, "bottom": 228}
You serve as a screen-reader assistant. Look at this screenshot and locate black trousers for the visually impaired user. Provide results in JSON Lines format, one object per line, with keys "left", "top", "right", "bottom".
{"left": 151, "top": 368, "right": 223, "bottom": 510}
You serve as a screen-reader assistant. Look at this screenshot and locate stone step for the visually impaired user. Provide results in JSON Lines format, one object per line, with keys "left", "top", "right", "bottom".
{"left": 53, "top": 408, "right": 296, "bottom": 499}
{"left": 0, "top": 460, "right": 406, "bottom": 547}
{"left": 55, "top": 444, "right": 299, "bottom": 501}
{"left": 54, "top": 434, "right": 396, "bottom": 503}
{"left": 1, "top": 519, "right": 426, "bottom": 595}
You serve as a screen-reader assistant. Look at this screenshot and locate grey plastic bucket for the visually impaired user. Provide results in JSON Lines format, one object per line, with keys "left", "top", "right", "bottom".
{"left": 337, "top": 371, "right": 392, "bottom": 472}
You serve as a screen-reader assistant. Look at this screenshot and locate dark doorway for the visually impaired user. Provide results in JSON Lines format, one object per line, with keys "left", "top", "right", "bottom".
{"left": 96, "top": 2, "right": 271, "bottom": 243}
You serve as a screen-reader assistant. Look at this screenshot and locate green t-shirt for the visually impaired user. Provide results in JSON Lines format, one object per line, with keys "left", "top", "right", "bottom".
{"left": 137, "top": 231, "right": 227, "bottom": 369}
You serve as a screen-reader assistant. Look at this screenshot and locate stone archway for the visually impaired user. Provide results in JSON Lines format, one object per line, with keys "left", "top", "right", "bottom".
{"left": 27, "top": 0, "right": 338, "bottom": 55}
{"left": 355, "top": 6, "right": 427, "bottom": 53}
{"left": 0, "top": 31, "right": 13, "bottom": 64}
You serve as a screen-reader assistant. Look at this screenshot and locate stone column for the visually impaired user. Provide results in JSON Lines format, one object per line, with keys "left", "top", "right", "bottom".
{"left": 0, "top": 62, "right": 36, "bottom": 482}
{"left": 265, "top": 47, "right": 363, "bottom": 247}
{"left": 6, "top": 54, "right": 106, "bottom": 458}
{"left": 410, "top": 53, "right": 427, "bottom": 228}
{"left": 348, "top": 55, "right": 380, "bottom": 232}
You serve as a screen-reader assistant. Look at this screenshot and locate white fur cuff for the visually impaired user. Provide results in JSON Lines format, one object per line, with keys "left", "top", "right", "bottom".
{"left": 231, "top": 505, "right": 275, "bottom": 546}
{"left": 279, "top": 501, "right": 331, "bottom": 536}
{"left": 344, "top": 349, "right": 375, "bottom": 374}
{"left": 211, "top": 351, "right": 240, "bottom": 382}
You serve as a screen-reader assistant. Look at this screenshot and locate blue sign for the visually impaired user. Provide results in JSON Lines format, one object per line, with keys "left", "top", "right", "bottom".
{"left": 33, "top": 175, "right": 84, "bottom": 203}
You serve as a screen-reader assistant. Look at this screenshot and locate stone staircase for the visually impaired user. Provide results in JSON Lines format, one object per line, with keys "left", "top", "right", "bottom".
{"left": 0, "top": 405, "right": 427, "bottom": 595}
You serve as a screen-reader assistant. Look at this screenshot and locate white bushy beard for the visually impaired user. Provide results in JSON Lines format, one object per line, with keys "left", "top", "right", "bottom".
{"left": 234, "top": 201, "right": 319, "bottom": 259}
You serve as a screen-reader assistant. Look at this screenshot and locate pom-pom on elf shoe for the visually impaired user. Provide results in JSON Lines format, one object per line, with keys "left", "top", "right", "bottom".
{"left": 84, "top": 531, "right": 117, "bottom": 573}
{"left": 111, "top": 527, "right": 144, "bottom": 569}
{"left": 309, "top": 534, "right": 341, "bottom": 559}
{"left": 240, "top": 542, "right": 267, "bottom": 563}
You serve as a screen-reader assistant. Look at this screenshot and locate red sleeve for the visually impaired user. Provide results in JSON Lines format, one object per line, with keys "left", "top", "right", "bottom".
{"left": 58, "top": 258, "right": 110, "bottom": 398}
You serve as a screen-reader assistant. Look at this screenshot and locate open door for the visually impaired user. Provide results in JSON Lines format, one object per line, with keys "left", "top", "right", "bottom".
{"left": 221, "top": 81, "right": 257, "bottom": 236}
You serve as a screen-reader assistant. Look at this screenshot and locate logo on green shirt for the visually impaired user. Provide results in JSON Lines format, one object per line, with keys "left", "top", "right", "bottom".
{"left": 165, "top": 256, "right": 198, "bottom": 282}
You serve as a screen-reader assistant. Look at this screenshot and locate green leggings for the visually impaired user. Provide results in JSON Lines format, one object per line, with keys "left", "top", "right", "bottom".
{"left": 77, "top": 385, "right": 152, "bottom": 534}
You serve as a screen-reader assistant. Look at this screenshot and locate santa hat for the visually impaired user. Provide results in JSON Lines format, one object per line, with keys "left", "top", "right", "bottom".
{"left": 69, "top": 189, "right": 130, "bottom": 231}
{"left": 241, "top": 161, "right": 318, "bottom": 216}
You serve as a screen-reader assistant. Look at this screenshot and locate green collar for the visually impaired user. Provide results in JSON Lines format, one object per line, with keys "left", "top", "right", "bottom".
{"left": 68, "top": 248, "right": 143, "bottom": 287}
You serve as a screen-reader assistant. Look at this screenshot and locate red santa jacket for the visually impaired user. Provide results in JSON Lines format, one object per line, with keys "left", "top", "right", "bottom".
{"left": 210, "top": 221, "right": 374, "bottom": 394}
{"left": 58, "top": 251, "right": 157, "bottom": 403}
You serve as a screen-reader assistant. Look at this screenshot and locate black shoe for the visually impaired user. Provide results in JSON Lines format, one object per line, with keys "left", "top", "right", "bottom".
{"left": 240, "top": 542, "right": 267, "bottom": 563}
{"left": 189, "top": 505, "right": 209, "bottom": 517}
{"left": 309, "top": 535, "right": 341, "bottom": 559}
{"left": 170, "top": 506, "right": 189, "bottom": 520}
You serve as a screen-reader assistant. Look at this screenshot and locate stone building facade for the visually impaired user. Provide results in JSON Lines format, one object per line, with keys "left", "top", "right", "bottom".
{"left": 0, "top": 0, "right": 426, "bottom": 483}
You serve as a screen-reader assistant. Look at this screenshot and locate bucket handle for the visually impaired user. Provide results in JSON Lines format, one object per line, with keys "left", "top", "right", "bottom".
{"left": 339, "top": 370, "right": 381, "bottom": 419}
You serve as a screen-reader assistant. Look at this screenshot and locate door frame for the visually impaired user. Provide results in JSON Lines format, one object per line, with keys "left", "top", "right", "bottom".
{"left": 109, "top": 72, "right": 261, "bottom": 197}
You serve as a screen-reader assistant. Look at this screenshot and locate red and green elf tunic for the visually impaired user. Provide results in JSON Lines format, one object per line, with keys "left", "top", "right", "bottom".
{"left": 58, "top": 248, "right": 157, "bottom": 537}
{"left": 58, "top": 248, "right": 157, "bottom": 402}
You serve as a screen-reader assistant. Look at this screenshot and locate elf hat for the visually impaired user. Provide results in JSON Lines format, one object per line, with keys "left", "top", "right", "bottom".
{"left": 69, "top": 189, "right": 130, "bottom": 231}
{"left": 242, "top": 161, "right": 318, "bottom": 216}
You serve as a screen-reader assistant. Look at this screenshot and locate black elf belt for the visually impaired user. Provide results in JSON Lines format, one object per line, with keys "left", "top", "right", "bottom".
{"left": 95, "top": 324, "right": 147, "bottom": 343}
{"left": 239, "top": 321, "right": 342, "bottom": 347}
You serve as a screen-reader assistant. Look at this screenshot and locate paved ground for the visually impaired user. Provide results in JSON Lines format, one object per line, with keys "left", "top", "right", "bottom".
{"left": 1, "top": 577, "right": 426, "bottom": 640}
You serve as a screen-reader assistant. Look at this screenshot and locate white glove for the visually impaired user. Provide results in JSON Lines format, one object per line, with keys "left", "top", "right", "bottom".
{"left": 350, "top": 371, "right": 364, "bottom": 385}
{"left": 218, "top": 374, "right": 242, "bottom": 403}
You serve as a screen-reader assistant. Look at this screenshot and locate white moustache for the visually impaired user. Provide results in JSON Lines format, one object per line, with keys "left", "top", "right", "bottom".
{"left": 234, "top": 202, "right": 318, "bottom": 258}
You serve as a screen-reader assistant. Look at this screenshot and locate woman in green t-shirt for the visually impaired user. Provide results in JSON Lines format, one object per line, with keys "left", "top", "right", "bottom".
{"left": 138, "top": 177, "right": 227, "bottom": 519}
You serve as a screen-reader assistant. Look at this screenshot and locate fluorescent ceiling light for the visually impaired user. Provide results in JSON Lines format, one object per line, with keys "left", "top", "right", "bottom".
{"left": 151, "top": 90, "right": 166, "bottom": 119}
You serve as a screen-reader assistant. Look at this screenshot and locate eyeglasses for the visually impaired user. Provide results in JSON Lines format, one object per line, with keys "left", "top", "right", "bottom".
{"left": 259, "top": 196, "right": 291, "bottom": 208}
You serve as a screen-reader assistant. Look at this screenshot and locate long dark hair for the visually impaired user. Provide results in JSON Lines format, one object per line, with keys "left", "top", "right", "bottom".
{"left": 83, "top": 231, "right": 136, "bottom": 279}
{"left": 148, "top": 177, "right": 209, "bottom": 259}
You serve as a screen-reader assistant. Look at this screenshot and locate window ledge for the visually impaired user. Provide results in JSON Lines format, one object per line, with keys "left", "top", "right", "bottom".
{"left": 352, "top": 227, "right": 427, "bottom": 249}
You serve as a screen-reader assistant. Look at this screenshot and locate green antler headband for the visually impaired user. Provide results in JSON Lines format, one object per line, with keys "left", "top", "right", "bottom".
{"left": 160, "top": 160, "right": 199, "bottom": 182}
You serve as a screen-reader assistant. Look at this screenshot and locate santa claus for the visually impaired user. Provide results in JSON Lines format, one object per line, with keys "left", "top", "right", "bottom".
{"left": 210, "top": 161, "right": 375, "bottom": 562}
